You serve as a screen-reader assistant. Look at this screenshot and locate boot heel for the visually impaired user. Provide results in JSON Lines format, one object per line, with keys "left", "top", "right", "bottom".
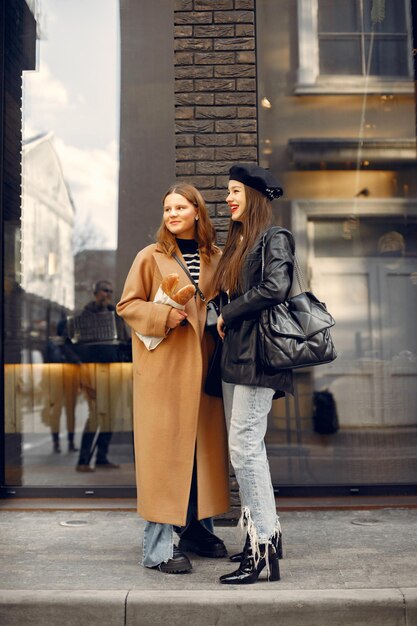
{"left": 268, "top": 555, "right": 280, "bottom": 581}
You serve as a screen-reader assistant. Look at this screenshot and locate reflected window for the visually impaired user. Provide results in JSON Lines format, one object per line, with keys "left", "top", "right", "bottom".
{"left": 258, "top": 0, "right": 417, "bottom": 488}
{"left": 318, "top": 0, "right": 411, "bottom": 77}
{"left": 312, "top": 216, "right": 417, "bottom": 258}
{"left": 296, "top": 0, "right": 414, "bottom": 91}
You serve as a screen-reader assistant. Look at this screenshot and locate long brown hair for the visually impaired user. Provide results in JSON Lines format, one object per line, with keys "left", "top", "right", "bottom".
{"left": 156, "top": 182, "right": 219, "bottom": 261}
{"left": 213, "top": 184, "right": 272, "bottom": 295}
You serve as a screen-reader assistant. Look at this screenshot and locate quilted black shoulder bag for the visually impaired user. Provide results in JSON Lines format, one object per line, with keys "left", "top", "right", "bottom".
{"left": 257, "top": 232, "right": 337, "bottom": 371}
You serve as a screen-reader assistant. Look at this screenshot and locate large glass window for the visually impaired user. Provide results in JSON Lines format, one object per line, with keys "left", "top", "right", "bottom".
{"left": 4, "top": 0, "right": 135, "bottom": 490}
{"left": 3, "top": 0, "right": 176, "bottom": 495}
{"left": 257, "top": 0, "right": 417, "bottom": 489}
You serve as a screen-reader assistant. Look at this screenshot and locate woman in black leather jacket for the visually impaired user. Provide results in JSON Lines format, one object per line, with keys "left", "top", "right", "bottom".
{"left": 214, "top": 163, "right": 295, "bottom": 585}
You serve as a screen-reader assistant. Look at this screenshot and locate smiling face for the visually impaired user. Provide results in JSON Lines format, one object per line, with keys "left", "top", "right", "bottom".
{"left": 163, "top": 192, "right": 198, "bottom": 239}
{"left": 226, "top": 180, "right": 246, "bottom": 222}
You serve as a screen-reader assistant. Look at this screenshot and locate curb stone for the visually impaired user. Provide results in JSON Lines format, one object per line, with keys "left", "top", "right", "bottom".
{"left": 1, "top": 588, "right": 416, "bottom": 626}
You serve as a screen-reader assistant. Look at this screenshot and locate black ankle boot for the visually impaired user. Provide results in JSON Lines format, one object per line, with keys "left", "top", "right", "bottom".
{"left": 229, "top": 531, "right": 283, "bottom": 562}
{"left": 178, "top": 517, "right": 227, "bottom": 558}
{"left": 219, "top": 543, "right": 280, "bottom": 585}
{"left": 150, "top": 545, "right": 192, "bottom": 574}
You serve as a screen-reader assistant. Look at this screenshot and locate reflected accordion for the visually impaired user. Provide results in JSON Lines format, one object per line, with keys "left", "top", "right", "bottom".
{"left": 67, "top": 311, "right": 118, "bottom": 343}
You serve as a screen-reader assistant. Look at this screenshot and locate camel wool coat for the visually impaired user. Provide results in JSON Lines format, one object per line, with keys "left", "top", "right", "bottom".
{"left": 116, "top": 243, "right": 230, "bottom": 525}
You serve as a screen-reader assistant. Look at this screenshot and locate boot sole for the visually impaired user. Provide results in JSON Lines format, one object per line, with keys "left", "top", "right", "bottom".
{"left": 152, "top": 563, "right": 192, "bottom": 574}
{"left": 220, "top": 574, "right": 280, "bottom": 584}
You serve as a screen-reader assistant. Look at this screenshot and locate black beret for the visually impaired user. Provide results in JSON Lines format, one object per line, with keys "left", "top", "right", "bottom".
{"left": 229, "top": 163, "right": 283, "bottom": 201}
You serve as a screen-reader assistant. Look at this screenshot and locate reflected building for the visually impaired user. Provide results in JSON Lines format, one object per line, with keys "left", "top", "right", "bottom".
{"left": 22, "top": 132, "right": 75, "bottom": 311}
{"left": 255, "top": 0, "right": 417, "bottom": 451}
{"left": 22, "top": 132, "right": 75, "bottom": 355}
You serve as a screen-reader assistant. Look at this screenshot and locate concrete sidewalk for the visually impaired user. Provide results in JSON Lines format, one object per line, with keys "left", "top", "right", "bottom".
{"left": 0, "top": 507, "right": 416, "bottom": 625}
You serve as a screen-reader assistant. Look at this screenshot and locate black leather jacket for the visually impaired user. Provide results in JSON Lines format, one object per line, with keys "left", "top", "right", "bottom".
{"left": 221, "top": 226, "right": 295, "bottom": 397}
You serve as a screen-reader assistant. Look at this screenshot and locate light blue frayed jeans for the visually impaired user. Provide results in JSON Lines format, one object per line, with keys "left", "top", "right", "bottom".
{"left": 222, "top": 381, "right": 280, "bottom": 547}
{"left": 142, "top": 458, "right": 214, "bottom": 568}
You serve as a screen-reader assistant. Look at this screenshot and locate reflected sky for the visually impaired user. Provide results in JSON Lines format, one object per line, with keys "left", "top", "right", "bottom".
{"left": 23, "top": 0, "right": 120, "bottom": 249}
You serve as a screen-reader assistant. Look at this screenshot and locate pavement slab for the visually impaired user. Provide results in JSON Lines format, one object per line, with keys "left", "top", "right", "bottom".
{"left": 0, "top": 507, "right": 416, "bottom": 625}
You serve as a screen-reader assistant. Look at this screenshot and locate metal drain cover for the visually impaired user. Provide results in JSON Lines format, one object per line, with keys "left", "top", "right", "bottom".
{"left": 60, "top": 520, "right": 88, "bottom": 527}
{"left": 351, "top": 518, "right": 381, "bottom": 526}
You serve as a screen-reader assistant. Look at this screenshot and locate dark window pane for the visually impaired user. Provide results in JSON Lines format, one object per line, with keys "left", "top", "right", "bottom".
{"left": 318, "top": 0, "right": 359, "bottom": 33}
{"left": 319, "top": 37, "right": 362, "bottom": 75}
{"left": 367, "top": 36, "right": 410, "bottom": 76}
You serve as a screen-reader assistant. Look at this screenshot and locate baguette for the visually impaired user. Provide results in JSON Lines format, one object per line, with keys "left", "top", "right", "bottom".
{"left": 171, "top": 284, "right": 195, "bottom": 305}
{"left": 161, "top": 273, "right": 179, "bottom": 298}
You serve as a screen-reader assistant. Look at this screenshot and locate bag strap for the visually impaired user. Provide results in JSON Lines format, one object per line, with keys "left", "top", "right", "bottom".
{"left": 261, "top": 229, "right": 306, "bottom": 293}
{"left": 172, "top": 253, "right": 206, "bottom": 302}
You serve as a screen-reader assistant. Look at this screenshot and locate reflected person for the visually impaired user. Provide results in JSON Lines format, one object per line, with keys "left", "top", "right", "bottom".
{"left": 75, "top": 280, "right": 125, "bottom": 472}
{"left": 41, "top": 317, "right": 81, "bottom": 454}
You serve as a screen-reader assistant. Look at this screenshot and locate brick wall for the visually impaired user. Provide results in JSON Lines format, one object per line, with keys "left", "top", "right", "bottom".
{"left": 174, "top": 0, "right": 258, "bottom": 243}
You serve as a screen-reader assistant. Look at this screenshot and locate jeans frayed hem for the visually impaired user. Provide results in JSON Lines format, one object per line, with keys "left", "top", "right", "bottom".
{"left": 141, "top": 525, "right": 174, "bottom": 568}
{"left": 238, "top": 506, "right": 281, "bottom": 577}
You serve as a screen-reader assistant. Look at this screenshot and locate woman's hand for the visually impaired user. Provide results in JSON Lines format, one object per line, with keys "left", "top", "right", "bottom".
{"left": 166, "top": 307, "right": 188, "bottom": 329}
{"left": 217, "top": 314, "right": 226, "bottom": 340}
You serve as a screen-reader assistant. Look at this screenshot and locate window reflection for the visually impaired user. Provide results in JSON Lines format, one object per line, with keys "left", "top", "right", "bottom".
{"left": 258, "top": 0, "right": 417, "bottom": 486}
{"left": 4, "top": 0, "right": 134, "bottom": 487}
{"left": 318, "top": 0, "right": 411, "bottom": 77}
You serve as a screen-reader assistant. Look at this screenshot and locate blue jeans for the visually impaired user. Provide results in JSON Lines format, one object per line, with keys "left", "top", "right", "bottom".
{"left": 222, "top": 382, "right": 280, "bottom": 547}
{"left": 142, "top": 457, "right": 215, "bottom": 567}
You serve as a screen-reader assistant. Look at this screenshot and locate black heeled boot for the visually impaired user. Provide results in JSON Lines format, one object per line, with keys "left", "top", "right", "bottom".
{"left": 219, "top": 543, "right": 280, "bottom": 585}
{"left": 229, "top": 530, "right": 283, "bottom": 562}
{"left": 178, "top": 517, "right": 227, "bottom": 558}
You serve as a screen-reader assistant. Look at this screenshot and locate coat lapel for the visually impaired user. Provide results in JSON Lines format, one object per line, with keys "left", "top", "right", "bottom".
{"left": 152, "top": 247, "right": 221, "bottom": 341}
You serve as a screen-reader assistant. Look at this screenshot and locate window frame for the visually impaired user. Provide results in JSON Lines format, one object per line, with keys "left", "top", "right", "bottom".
{"left": 295, "top": 0, "right": 414, "bottom": 95}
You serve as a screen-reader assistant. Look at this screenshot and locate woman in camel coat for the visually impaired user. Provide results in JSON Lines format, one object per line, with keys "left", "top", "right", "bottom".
{"left": 117, "top": 183, "right": 229, "bottom": 574}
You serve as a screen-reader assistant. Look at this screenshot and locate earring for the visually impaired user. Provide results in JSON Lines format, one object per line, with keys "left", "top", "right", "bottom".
{"left": 195, "top": 216, "right": 199, "bottom": 221}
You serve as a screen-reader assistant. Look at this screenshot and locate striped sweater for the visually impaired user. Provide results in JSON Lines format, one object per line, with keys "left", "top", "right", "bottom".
{"left": 176, "top": 238, "right": 200, "bottom": 283}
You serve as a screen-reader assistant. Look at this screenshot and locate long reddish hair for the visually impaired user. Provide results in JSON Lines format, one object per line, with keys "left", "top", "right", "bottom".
{"left": 213, "top": 184, "right": 273, "bottom": 295}
{"left": 156, "top": 183, "right": 218, "bottom": 262}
